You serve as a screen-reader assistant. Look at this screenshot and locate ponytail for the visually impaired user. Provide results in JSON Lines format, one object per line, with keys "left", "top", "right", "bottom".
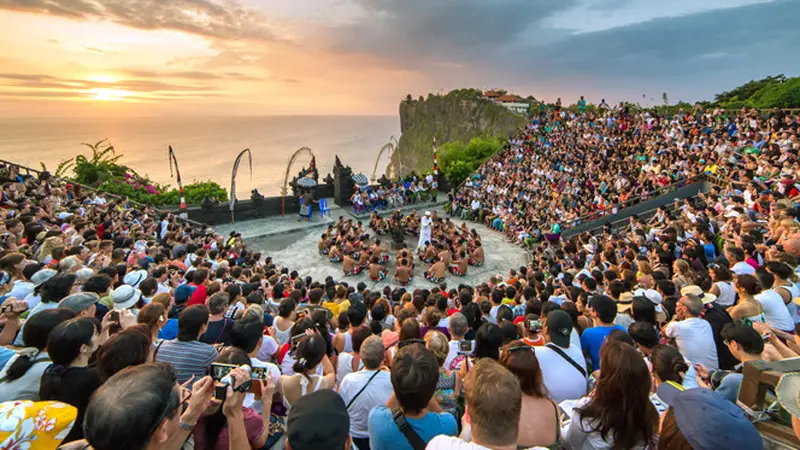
{"left": 4, "top": 350, "right": 41, "bottom": 382}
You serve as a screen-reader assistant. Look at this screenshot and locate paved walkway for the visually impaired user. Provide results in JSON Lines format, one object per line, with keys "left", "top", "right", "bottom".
{"left": 214, "top": 200, "right": 340, "bottom": 239}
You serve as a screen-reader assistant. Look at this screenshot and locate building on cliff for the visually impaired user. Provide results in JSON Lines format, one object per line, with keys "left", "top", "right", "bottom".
{"left": 494, "top": 94, "right": 528, "bottom": 115}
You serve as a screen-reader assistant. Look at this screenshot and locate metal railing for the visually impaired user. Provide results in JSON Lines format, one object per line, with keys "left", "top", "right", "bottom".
{"left": 0, "top": 159, "right": 206, "bottom": 228}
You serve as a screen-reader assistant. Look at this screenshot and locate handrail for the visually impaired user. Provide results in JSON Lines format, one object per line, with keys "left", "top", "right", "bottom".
{"left": 0, "top": 159, "right": 206, "bottom": 228}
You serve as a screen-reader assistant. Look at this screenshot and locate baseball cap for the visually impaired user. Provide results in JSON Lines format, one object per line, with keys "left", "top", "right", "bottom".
{"left": 287, "top": 390, "right": 349, "bottom": 450}
{"left": 545, "top": 310, "right": 573, "bottom": 348}
{"left": 667, "top": 388, "right": 761, "bottom": 450}
{"left": 59, "top": 292, "right": 99, "bottom": 313}
{"left": 174, "top": 284, "right": 196, "bottom": 304}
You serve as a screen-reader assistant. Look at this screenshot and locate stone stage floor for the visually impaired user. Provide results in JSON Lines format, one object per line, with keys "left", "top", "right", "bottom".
{"left": 231, "top": 210, "right": 529, "bottom": 291}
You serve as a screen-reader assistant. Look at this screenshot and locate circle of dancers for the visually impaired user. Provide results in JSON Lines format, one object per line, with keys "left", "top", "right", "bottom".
{"left": 318, "top": 210, "right": 485, "bottom": 285}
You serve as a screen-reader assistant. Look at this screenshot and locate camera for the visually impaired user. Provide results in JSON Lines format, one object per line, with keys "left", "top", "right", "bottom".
{"left": 458, "top": 340, "right": 473, "bottom": 354}
{"left": 291, "top": 334, "right": 306, "bottom": 350}
{"left": 527, "top": 320, "right": 543, "bottom": 333}
{"left": 211, "top": 363, "right": 263, "bottom": 400}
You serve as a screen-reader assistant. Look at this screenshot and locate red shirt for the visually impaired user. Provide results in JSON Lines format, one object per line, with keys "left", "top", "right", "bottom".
{"left": 187, "top": 283, "right": 208, "bottom": 306}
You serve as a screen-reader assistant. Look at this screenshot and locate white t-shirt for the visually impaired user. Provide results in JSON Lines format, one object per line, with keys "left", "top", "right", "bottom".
{"left": 560, "top": 396, "right": 651, "bottom": 450}
{"left": 535, "top": 344, "right": 588, "bottom": 403}
{"left": 444, "top": 340, "right": 461, "bottom": 370}
{"left": 338, "top": 369, "right": 392, "bottom": 438}
{"left": 426, "top": 435, "right": 547, "bottom": 450}
{"left": 244, "top": 357, "right": 281, "bottom": 414}
{"left": 756, "top": 289, "right": 795, "bottom": 331}
{"left": 336, "top": 352, "right": 364, "bottom": 387}
{"left": 665, "top": 317, "right": 718, "bottom": 369}
{"left": 731, "top": 262, "right": 756, "bottom": 276}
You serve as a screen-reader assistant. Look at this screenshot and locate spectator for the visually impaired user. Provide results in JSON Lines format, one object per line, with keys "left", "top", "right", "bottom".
{"left": 58, "top": 292, "right": 99, "bottom": 318}
{"left": 694, "top": 321, "right": 765, "bottom": 403}
{"left": 336, "top": 325, "right": 372, "bottom": 387}
{"left": 776, "top": 373, "right": 800, "bottom": 441}
{"left": 368, "top": 342, "right": 457, "bottom": 449}
{"left": 580, "top": 295, "right": 626, "bottom": 370}
{"left": 95, "top": 325, "right": 153, "bottom": 380}
{"left": 664, "top": 294, "right": 719, "bottom": 369}
{"left": 39, "top": 316, "right": 103, "bottom": 442}
{"left": 536, "top": 309, "right": 588, "bottom": 403}
{"left": 154, "top": 305, "right": 218, "bottom": 385}
{"left": 279, "top": 333, "right": 335, "bottom": 411}
{"left": 0, "top": 308, "right": 75, "bottom": 401}
{"left": 443, "top": 312, "right": 469, "bottom": 371}
{"left": 286, "top": 389, "right": 352, "bottom": 450}
{"left": 338, "top": 335, "right": 392, "bottom": 450}
{"left": 425, "top": 330, "right": 458, "bottom": 418}
{"left": 562, "top": 341, "right": 658, "bottom": 449}
{"left": 427, "top": 359, "right": 524, "bottom": 450}
{"left": 200, "top": 292, "right": 234, "bottom": 345}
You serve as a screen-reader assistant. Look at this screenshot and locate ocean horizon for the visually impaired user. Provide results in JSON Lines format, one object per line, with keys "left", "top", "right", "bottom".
{"left": 0, "top": 115, "right": 400, "bottom": 198}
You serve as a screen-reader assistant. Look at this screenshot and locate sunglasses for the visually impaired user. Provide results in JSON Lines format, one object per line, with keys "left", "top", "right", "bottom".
{"left": 506, "top": 344, "right": 533, "bottom": 353}
{"left": 398, "top": 339, "right": 426, "bottom": 349}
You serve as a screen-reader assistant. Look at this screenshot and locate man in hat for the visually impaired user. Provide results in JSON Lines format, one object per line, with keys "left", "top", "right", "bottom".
{"left": 59, "top": 292, "right": 99, "bottom": 318}
{"left": 537, "top": 310, "right": 588, "bottom": 403}
{"left": 111, "top": 285, "right": 142, "bottom": 312}
{"left": 777, "top": 372, "right": 800, "bottom": 440}
{"left": 417, "top": 211, "right": 432, "bottom": 250}
{"left": 287, "top": 390, "right": 351, "bottom": 450}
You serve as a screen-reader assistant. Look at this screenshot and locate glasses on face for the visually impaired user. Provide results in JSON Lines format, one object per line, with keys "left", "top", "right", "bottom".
{"left": 148, "top": 385, "right": 192, "bottom": 437}
{"left": 398, "top": 339, "right": 426, "bottom": 349}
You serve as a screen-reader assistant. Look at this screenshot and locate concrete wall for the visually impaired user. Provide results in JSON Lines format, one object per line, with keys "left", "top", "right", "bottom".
{"left": 562, "top": 179, "right": 711, "bottom": 238}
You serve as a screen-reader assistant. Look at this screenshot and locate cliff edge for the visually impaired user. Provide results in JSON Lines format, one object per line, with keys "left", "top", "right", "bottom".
{"left": 393, "top": 89, "right": 527, "bottom": 175}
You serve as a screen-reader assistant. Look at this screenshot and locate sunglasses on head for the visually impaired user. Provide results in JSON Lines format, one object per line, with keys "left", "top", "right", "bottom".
{"left": 506, "top": 344, "right": 533, "bottom": 353}
{"left": 398, "top": 339, "right": 426, "bottom": 349}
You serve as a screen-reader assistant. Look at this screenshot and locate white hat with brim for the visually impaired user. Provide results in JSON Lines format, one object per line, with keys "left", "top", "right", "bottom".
{"left": 123, "top": 269, "right": 148, "bottom": 288}
{"left": 777, "top": 373, "right": 800, "bottom": 418}
{"left": 681, "top": 285, "right": 718, "bottom": 304}
{"left": 617, "top": 292, "right": 634, "bottom": 313}
{"left": 112, "top": 285, "right": 142, "bottom": 311}
{"left": 425, "top": 211, "right": 431, "bottom": 216}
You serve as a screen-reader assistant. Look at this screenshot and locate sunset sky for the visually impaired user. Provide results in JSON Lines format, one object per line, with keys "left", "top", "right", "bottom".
{"left": 0, "top": 0, "right": 797, "bottom": 117}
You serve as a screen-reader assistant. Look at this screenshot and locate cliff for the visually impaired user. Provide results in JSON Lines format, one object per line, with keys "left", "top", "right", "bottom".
{"left": 393, "top": 89, "right": 527, "bottom": 174}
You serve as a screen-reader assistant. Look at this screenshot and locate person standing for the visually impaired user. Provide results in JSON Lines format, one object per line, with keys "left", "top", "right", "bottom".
{"left": 338, "top": 336, "right": 391, "bottom": 450}
{"left": 418, "top": 211, "right": 433, "bottom": 250}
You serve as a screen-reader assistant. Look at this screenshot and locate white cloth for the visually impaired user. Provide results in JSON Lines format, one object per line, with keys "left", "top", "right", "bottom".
{"left": 714, "top": 281, "right": 736, "bottom": 307}
{"left": 0, "top": 351, "right": 50, "bottom": 402}
{"left": 535, "top": 344, "right": 588, "bottom": 403}
{"left": 756, "top": 289, "right": 795, "bottom": 331}
{"left": 418, "top": 216, "right": 433, "bottom": 249}
{"left": 426, "top": 435, "right": 547, "bottom": 450}
{"left": 665, "top": 317, "right": 719, "bottom": 369}
{"left": 560, "top": 397, "right": 650, "bottom": 450}
{"left": 731, "top": 262, "right": 756, "bottom": 276}
{"left": 338, "top": 369, "right": 392, "bottom": 439}
{"left": 336, "top": 352, "right": 364, "bottom": 387}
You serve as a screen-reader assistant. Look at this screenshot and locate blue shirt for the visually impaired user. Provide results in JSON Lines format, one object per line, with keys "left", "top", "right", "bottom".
{"left": 368, "top": 406, "right": 457, "bottom": 450}
{"left": 580, "top": 324, "right": 626, "bottom": 370}
{"left": 158, "top": 319, "right": 179, "bottom": 341}
{"left": 0, "top": 347, "right": 14, "bottom": 370}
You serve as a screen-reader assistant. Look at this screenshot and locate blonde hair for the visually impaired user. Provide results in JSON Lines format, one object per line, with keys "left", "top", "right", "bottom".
{"left": 424, "top": 330, "right": 449, "bottom": 366}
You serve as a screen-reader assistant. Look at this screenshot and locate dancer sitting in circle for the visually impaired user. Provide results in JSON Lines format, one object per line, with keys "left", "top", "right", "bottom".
{"left": 395, "top": 258, "right": 413, "bottom": 286}
{"left": 369, "top": 256, "right": 388, "bottom": 282}
{"left": 343, "top": 252, "right": 362, "bottom": 276}
{"left": 449, "top": 251, "right": 469, "bottom": 277}
{"left": 318, "top": 233, "right": 332, "bottom": 256}
{"left": 470, "top": 241, "right": 485, "bottom": 266}
{"left": 370, "top": 240, "right": 389, "bottom": 264}
{"left": 425, "top": 255, "right": 447, "bottom": 284}
{"left": 328, "top": 243, "right": 342, "bottom": 263}
{"left": 421, "top": 241, "right": 437, "bottom": 264}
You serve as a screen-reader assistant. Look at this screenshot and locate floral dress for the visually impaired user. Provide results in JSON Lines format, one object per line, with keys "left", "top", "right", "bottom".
{"left": 434, "top": 368, "right": 458, "bottom": 419}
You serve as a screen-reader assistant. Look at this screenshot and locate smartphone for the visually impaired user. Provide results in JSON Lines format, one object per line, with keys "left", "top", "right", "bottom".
{"left": 210, "top": 363, "right": 237, "bottom": 381}
{"left": 0, "top": 303, "right": 26, "bottom": 314}
{"left": 291, "top": 334, "right": 306, "bottom": 350}
{"left": 458, "top": 340, "right": 473, "bottom": 354}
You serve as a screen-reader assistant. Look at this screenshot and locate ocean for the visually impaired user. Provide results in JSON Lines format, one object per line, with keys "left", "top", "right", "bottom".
{"left": 0, "top": 116, "right": 400, "bottom": 197}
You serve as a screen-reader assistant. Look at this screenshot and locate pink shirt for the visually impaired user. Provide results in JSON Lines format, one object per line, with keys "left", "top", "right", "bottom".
{"left": 193, "top": 407, "right": 265, "bottom": 450}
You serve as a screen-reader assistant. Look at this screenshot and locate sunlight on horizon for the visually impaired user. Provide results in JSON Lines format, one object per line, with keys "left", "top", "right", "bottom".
{"left": 87, "top": 87, "right": 134, "bottom": 102}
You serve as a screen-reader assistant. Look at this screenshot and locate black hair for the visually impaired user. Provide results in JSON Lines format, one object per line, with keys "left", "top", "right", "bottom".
{"left": 83, "top": 275, "right": 112, "bottom": 295}
{"left": 629, "top": 321, "right": 659, "bottom": 350}
{"left": 631, "top": 296, "right": 657, "bottom": 327}
{"left": 474, "top": 323, "right": 503, "bottom": 360}
{"left": 230, "top": 316, "right": 264, "bottom": 354}
{"left": 293, "top": 334, "right": 327, "bottom": 377}
{"left": 40, "top": 317, "right": 101, "bottom": 400}
{"left": 651, "top": 344, "right": 689, "bottom": 384}
{"left": 5, "top": 309, "right": 76, "bottom": 381}
{"left": 590, "top": 295, "right": 617, "bottom": 323}
{"left": 95, "top": 325, "right": 152, "bottom": 380}
{"left": 721, "top": 321, "right": 765, "bottom": 355}
{"left": 177, "top": 305, "right": 209, "bottom": 341}
{"left": 39, "top": 274, "right": 77, "bottom": 303}
{"left": 347, "top": 300, "right": 367, "bottom": 327}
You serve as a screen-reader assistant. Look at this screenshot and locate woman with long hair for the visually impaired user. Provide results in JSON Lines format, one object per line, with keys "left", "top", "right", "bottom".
{"left": 39, "top": 317, "right": 103, "bottom": 443}
{"left": 728, "top": 275, "right": 766, "bottom": 325}
{"left": 194, "top": 347, "right": 273, "bottom": 450}
{"left": 0, "top": 308, "right": 75, "bottom": 402}
{"left": 671, "top": 259, "right": 697, "bottom": 291}
{"left": 500, "top": 340, "right": 559, "bottom": 448}
{"left": 650, "top": 344, "right": 690, "bottom": 398}
{"left": 708, "top": 264, "right": 736, "bottom": 307}
{"left": 136, "top": 303, "right": 167, "bottom": 346}
{"left": 278, "top": 333, "right": 335, "bottom": 413}
{"left": 425, "top": 331, "right": 458, "bottom": 418}
{"left": 271, "top": 297, "right": 296, "bottom": 348}
{"left": 562, "top": 340, "right": 658, "bottom": 449}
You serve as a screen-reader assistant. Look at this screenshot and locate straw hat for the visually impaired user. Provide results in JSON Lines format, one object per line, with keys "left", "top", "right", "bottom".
{"left": 681, "top": 285, "right": 717, "bottom": 304}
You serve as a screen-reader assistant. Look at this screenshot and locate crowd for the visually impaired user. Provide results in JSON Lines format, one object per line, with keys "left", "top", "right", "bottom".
{"left": 0, "top": 103, "right": 799, "bottom": 450}
{"left": 351, "top": 173, "right": 439, "bottom": 215}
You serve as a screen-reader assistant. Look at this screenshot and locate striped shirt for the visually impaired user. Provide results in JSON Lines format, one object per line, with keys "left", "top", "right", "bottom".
{"left": 155, "top": 339, "right": 218, "bottom": 385}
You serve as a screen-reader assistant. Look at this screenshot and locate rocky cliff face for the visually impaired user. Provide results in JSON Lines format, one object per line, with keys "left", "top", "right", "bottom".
{"left": 393, "top": 90, "right": 527, "bottom": 174}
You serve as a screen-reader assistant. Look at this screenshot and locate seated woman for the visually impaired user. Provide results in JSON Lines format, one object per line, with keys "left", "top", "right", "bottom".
{"left": 279, "top": 333, "right": 335, "bottom": 413}
{"left": 449, "top": 251, "right": 468, "bottom": 277}
{"left": 424, "top": 256, "right": 447, "bottom": 284}
{"left": 369, "top": 257, "right": 388, "bottom": 282}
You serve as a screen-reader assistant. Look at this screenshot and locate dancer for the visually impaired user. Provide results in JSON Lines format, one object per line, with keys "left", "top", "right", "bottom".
{"left": 418, "top": 211, "right": 432, "bottom": 249}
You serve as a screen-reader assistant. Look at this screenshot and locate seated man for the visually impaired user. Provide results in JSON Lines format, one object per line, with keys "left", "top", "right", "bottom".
{"left": 425, "top": 256, "right": 447, "bottom": 284}
{"left": 328, "top": 245, "right": 343, "bottom": 263}
{"left": 449, "top": 251, "right": 468, "bottom": 277}
{"left": 395, "top": 260, "right": 413, "bottom": 286}
{"left": 343, "top": 253, "right": 363, "bottom": 276}
{"left": 421, "top": 242, "right": 437, "bottom": 264}
{"left": 469, "top": 241, "right": 484, "bottom": 266}
{"left": 369, "top": 257, "right": 388, "bottom": 282}
{"left": 371, "top": 240, "right": 389, "bottom": 264}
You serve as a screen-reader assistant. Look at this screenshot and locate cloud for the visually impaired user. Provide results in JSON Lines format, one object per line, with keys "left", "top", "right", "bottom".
{"left": 83, "top": 46, "right": 104, "bottom": 53}
{"left": 124, "top": 69, "right": 260, "bottom": 81}
{"left": 0, "top": 72, "right": 221, "bottom": 98}
{"left": 0, "top": 0, "right": 280, "bottom": 42}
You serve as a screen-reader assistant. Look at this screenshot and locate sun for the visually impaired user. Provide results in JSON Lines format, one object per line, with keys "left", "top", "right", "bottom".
{"left": 87, "top": 87, "right": 133, "bottom": 101}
